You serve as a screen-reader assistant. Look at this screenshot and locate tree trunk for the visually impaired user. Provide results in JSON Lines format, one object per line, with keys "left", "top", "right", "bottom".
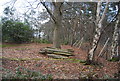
{"left": 86, "top": 1, "right": 109, "bottom": 64}
{"left": 111, "top": 13, "right": 120, "bottom": 60}
{"left": 53, "top": 24, "right": 61, "bottom": 48}
{"left": 53, "top": 2, "right": 62, "bottom": 48}
{"left": 41, "top": 2, "right": 63, "bottom": 48}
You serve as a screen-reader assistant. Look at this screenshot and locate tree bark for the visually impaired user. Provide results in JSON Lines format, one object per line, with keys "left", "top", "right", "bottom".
{"left": 86, "top": 1, "right": 109, "bottom": 64}
{"left": 53, "top": 2, "right": 63, "bottom": 48}
{"left": 53, "top": 24, "right": 61, "bottom": 48}
{"left": 111, "top": 13, "right": 120, "bottom": 60}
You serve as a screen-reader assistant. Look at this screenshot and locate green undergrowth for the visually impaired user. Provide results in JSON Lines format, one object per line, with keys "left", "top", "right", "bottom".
{"left": 2, "top": 66, "right": 52, "bottom": 80}
{"left": 1, "top": 44, "right": 30, "bottom": 48}
{"left": 108, "top": 58, "right": 119, "bottom": 62}
{"left": 33, "top": 39, "right": 51, "bottom": 44}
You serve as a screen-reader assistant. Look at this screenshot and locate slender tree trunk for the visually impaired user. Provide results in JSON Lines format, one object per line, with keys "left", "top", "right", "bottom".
{"left": 78, "top": 37, "right": 84, "bottom": 48}
{"left": 98, "top": 38, "right": 110, "bottom": 57}
{"left": 111, "top": 13, "right": 120, "bottom": 60}
{"left": 86, "top": 1, "right": 109, "bottom": 64}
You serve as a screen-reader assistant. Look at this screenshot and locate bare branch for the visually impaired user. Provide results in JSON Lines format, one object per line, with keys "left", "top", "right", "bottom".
{"left": 11, "top": 0, "right": 17, "bottom": 9}
{"left": 41, "top": 2, "right": 56, "bottom": 23}
{"left": 26, "top": 0, "right": 41, "bottom": 9}
{"left": 65, "top": 2, "right": 82, "bottom": 14}
{"left": 99, "top": 2, "right": 109, "bottom": 23}
{"left": 59, "top": 2, "right": 64, "bottom": 15}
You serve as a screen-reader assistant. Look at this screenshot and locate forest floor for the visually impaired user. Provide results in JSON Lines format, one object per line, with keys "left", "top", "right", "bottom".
{"left": 1, "top": 43, "right": 120, "bottom": 79}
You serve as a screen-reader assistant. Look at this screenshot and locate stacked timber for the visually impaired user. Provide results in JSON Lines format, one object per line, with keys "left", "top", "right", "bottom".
{"left": 39, "top": 47, "right": 74, "bottom": 59}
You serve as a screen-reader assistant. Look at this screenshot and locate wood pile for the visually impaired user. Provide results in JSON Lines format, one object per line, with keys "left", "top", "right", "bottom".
{"left": 39, "top": 47, "right": 74, "bottom": 59}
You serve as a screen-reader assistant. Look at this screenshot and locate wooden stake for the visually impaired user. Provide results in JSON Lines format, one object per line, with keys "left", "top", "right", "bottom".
{"left": 98, "top": 38, "right": 110, "bottom": 57}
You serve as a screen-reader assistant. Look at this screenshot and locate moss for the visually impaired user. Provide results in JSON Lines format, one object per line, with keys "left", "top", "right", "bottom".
{"left": 2, "top": 57, "right": 31, "bottom": 61}
{"left": 1, "top": 56, "right": 86, "bottom": 64}
{"left": 15, "top": 48, "right": 31, "bottom": 51}
{"left": 2, "top": 57, "right": 20, "bottom": 61}
{"left": 1, "top": 57, "right": 57, "bottom": 61}
{"left": 65, "top": 58, "right": 86, "bottom": 63}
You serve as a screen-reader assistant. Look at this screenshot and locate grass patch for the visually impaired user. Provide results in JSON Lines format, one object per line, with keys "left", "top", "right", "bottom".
{"left": 65, "top": 58, "right": 86, "bottom": 63}
{"left": 1, "top": 44, "right": 20, "bottom": 48}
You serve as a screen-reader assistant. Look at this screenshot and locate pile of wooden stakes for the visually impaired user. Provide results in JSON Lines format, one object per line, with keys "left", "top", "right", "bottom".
{"left": 39, "top": 47, "right": 74, "bottom": 59}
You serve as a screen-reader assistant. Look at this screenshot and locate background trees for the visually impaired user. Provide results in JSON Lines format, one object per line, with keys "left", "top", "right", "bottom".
{"left": 1, "top": 5, "right": 33, "bottom": 43}
{"left": 2, "top": 20, "right": 33, "bottom": 43}
{"left": 1, "top": 1, "right": 119, "bottom": 62}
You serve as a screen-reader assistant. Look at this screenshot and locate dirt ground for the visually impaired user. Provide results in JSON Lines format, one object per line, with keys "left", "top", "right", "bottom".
{"left": 1, "top": 43, "right": 120, "bottom": 79}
